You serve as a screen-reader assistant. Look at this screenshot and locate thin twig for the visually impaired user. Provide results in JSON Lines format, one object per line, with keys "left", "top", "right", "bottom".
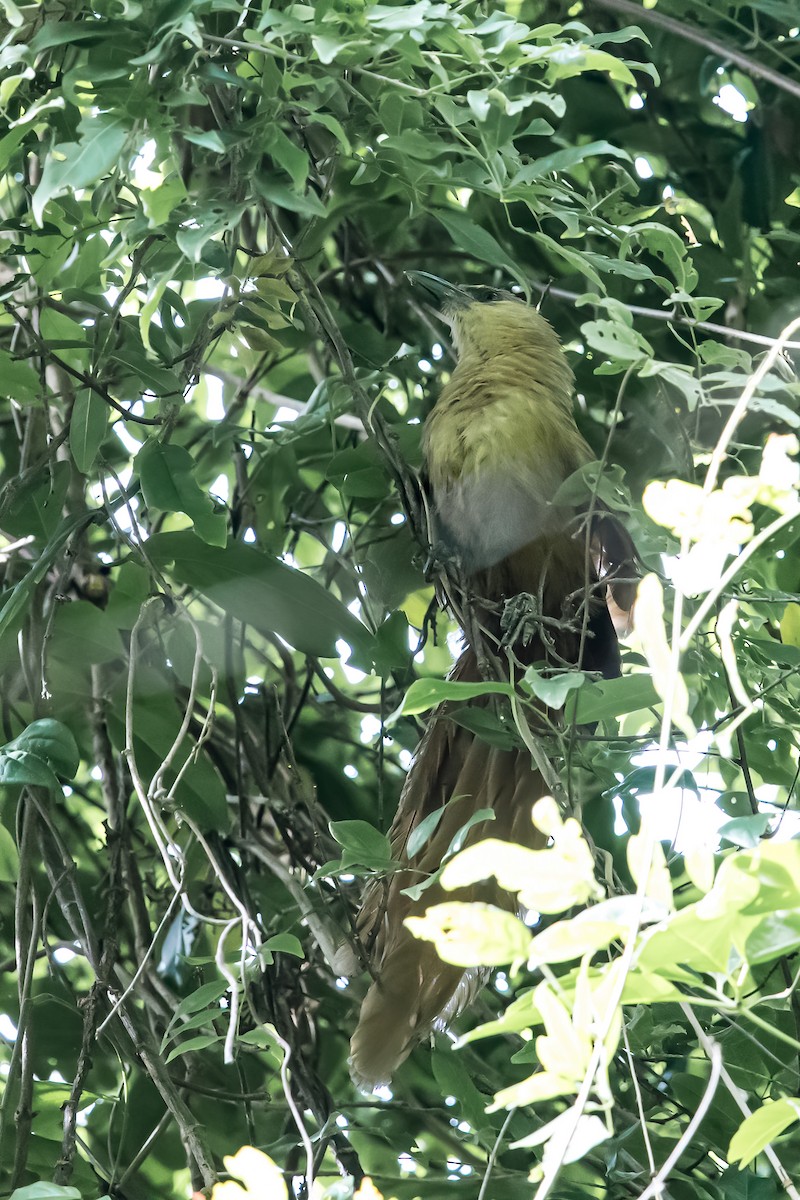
{"left": 682, "top": 1004, "right": 800, "bottom": 1199}
{"left": 633, "top": 1039, "right": 722, "bottom": 1200}
{"left": 589, "top": 0, "right": 800, "bottom": 103}
{"left": 478, "top": 1107, "right": 515, "bottom": 1200}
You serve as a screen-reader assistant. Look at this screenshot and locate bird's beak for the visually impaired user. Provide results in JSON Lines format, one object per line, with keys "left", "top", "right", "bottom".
{"left": 405, "top": 271, "right": 472, "bottom": 310}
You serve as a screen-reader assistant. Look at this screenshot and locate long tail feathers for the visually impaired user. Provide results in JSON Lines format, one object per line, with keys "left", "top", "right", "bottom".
{"left": 349, "top": 524, "right": 639, "bottom": 1090}
{"left": 348, "top": 650, "right": 548, "bottom": 1091}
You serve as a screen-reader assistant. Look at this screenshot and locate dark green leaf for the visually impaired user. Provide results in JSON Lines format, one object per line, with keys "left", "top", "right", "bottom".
{"left": 148, "top": 531, "right": 372, "bottom": 661}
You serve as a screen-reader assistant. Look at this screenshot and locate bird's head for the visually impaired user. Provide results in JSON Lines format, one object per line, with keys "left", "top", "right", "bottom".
{"left": 406, "top": 271, "right": 561, "bottom": 360}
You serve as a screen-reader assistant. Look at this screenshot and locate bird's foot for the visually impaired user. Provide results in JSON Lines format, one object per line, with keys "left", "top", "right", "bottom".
{"left": 500, "top": 593, "right": 542, "bottom": 648}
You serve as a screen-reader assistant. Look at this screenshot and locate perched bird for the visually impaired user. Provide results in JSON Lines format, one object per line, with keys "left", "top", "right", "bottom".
{"left": 348, "top": 275, "right": 638, "bottom": 1090}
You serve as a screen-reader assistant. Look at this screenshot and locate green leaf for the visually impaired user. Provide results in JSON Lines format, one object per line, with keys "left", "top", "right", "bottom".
{"left": 264, "top": 933, "right": 304, "bottom": 957}
{"left": 329, "top": 820, "right": 391, "bottom": 866}
{"left": 434, "top": 209, "right": 522, "bottom": 282}
{"left": 398, "top": 677, "right": 513, "bottom": 716}
{"left": 728, "top": 1098, "right": 800, "bottom": 1169}
{"left": 2, "top": 719, "right": 80, "bottom": 779}
{"left": 136, "top": 440, "right": 227, "bottom": 547}
{"left": 524, "top": 667, "right": 585, "bottom": 708}
{"left": 69, "top": 389, "right": 108, "bottom": 472}
{"left": 0, "top": 823, "right": 20, "bottom": 881}
{"left": 164, "top": 1032, "right": 222, "bottom": 1064}
{"left": 148, "top": 531, "right": 372, "bottom": 661}
{"left": 114, "top": 351, "right": 182, "bottom": 396}
{"left": 566, "top": 673, "right": 659, "bottom": 724}
{"left": 407, "top": 803, "right": 447, "bottom": 860}
{"left": 50, "top": 601, "right": 125, "bottom": 666}
{"left": 0, "top": 511, "right": 98, "bottom": 644}
{"left": 0, "top": 350, "right": 39, "bottom": 403}
{"left": 0, "top": 750, "right": 60, "bottom": 791}
{"left": 32, "top": 115, "right": 128, "bottom": 225}
{"left": 511, "top": 139, "right": 630, "bottom": 185}
{"left": 445, "top": 807, "right": 496, "bottom": 858}
{"left": 745, "top": 913, "right": 800, "bottom": 966}
{"left": 9, "top": 1185, "right": 83, "bottom": 1200}
{"left": 0, "top": 459, "right": 70, "bottom": 541}
{"left": 718, "top": 814, "right": 770, "bottom": 848}
{"left": 447, "top": 706, "right": 518, "bottom": 749}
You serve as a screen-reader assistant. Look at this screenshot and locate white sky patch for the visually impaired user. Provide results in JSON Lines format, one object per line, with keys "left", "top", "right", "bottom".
{"left": 399, "top": 749, "right": 413, "bottom": 771}
{"left": 191, "top": 276, "right": 227, "bottom": 300}
{"left": 102, "top": 491, "right": 143, "bottom": 538}
{"left": 418, "top": 358, "right": 432, "bottom": 373}
{"left": 390, "top": 512, "right": 405, "bottom": 526}
{"left": 662, "top": 184, "right": 675, "bottom": 199}
{"left": 131, "top": 138, "right": 159, "bottom": 189}
{"left": 343, "top": 764, "right": 359, "bottom": 780}
{"left": 360, "top": 714, "right": 383, "bottom": 743}
{"left": 243, "top": 527, "right": 256, "bottom": 543}
{"left": 0, "top": 1014, "right": 18, "bottom": 1041}
{"left": 629, "top": 92, "right": 644, "bottom": 110}
{"left": 205, "top": 372, "right": 225, "bottom": 421}
{"left": 625, "top": 728, "right": 800, "bottom": 850}
{"left": 337, "top": 638, "right": 366, "bottom": 684}
{"left": 113, "top": 417, "right": 145, "bottom": 457}
{"left": 269, "top": 405, "right": 299, "bottom": 431}
{"left": 634, "top": 155, "right": 654, "bottom": 180}
{"left": 331, "top": 520, "right": 347, "bottom": 552}
{"left": 714, "top": 83, "right": 751, "bottom": 123}
{"left": 76, "top": 1100, "right": 97, "bottom": 1126}
{"left": 446, "top": 629, "right": 463, "bottom": 661}
{"left": 210, "top": 473, "right": 229, "bottom": 502}
{"left": 432, "top": 342, "right": 444, "bottom": 360}
{"left": 54, "top": 946, "right": 77, "bottom": 964}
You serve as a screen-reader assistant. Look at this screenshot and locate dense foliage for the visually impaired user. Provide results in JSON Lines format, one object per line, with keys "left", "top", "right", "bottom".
{"left": 2, "top": 1, "right": 800, "bottom": 1197}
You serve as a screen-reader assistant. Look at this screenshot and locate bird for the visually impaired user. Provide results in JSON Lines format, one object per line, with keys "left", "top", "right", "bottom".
{"left": 347, "top": 274, "right": 638, "bottom": 1091}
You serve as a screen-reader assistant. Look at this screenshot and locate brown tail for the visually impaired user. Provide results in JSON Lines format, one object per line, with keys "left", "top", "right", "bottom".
{"left": 349, "top": 531, "right": 638, "bottom": 1089}
{"left": 348, "top": 650, "right": 548, "bottom": 1091}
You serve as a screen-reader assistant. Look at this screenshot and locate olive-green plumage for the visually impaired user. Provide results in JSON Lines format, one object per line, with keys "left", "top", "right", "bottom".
{"left": 348, "top": 277, "right": 638, "bottom": 1091}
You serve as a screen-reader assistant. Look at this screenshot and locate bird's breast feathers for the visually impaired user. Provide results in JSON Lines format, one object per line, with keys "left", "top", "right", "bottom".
{"left": 424, "top": 385, "right": 592, "bottom": 571}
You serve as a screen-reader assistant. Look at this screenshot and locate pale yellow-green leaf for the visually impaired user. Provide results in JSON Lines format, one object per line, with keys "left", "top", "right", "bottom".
{"left": 528, "top": 911, "right": 626, "bottom": 965}
{"left": 728, "top": 1097, "right": 800, "bottom": 1169}
{"left": 683, "top": 843, "right": 716, "bottom": 893}
{"left": 627, "top": 831, "right": 673, "bottom": 910}
{"left": 404, "top": 901, "right": 531, "bottom": 967}
{"left": 213, "top": 1147, "right": 288, "bottom": 1200}
{"left": 490, "top": 1068, "right": 579, "bottom": 1111}
{"left": 642, "top": 478, "right": 704, "bottom": 536}
{"left": 512, "top": 1109, "right": 610, "bottom": 1162}
{"left": 531, "top": 794, "right": 562, "bottom": 837}
{"left": 213, "top": 1184, "right": 248, "bottom": 1199}
{"left": 440, "top": 824, "right": 601, "bottom": 914}
{"left": 757, "top": 433, "right": 800, "bottom": 514}
{"left": 781, "top": 602, "right": 800, "bottom": 649}
{"left": 354, "top": 1180, "right": 386, "bottom": 1200}
{"left": 634, "top": 574, "right": 695, "bottom": 739}
{"left": 643, "top": 477, "right": 755, "bottom": 547}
